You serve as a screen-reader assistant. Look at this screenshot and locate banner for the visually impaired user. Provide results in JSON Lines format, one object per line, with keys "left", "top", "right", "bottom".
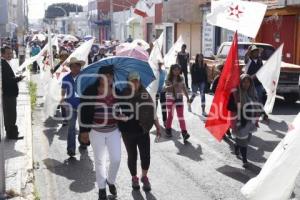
{"left": 241, "top": 113, "right": 300, "bottom": 200}
{"left": 207, "top": 0, "right": 267, "bottom": 38}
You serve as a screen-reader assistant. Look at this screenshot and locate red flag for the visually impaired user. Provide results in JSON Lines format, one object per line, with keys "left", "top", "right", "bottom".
{"left": 205, "top": 32, "right": 240, "bottom": 141}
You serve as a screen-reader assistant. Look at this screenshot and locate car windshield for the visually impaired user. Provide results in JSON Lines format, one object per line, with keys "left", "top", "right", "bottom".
{"left": 218, "top": 44, "right": 275, "bottom": 60}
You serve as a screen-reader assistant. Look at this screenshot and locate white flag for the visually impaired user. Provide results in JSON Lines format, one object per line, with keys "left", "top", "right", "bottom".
{"left": 55, "top": 38, "right": 95, "bottom": 80}
{"left": 256, "top": 44, "right": 283, "bottom": 114}
{"left": 164, "top": 35, "right": 184, "bottom": 69}
{"left": 147, "top": 33, "right": 164, "bottom": 103}
{"left": 241, "top": 113, "right": 300, "bottom": 200}
{"left": 44, "top": 38, "right": 95, "bottom": 118}
{"left": 207, "top": 0, "right": 267, "bottom": 38}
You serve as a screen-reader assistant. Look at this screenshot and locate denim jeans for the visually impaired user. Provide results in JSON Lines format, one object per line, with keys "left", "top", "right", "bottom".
{"left": 191, "top": 82, "right": 206, "bottom": 106}
{"left": 67, "top": 109, "right": 77, "bottom": 152}
{"left": 255, "top": 84, "right": 265, "bottom": 104}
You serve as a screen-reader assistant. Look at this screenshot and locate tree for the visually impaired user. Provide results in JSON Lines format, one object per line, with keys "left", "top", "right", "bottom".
{"left": 45, "top": 3, "right": 83, "bottom": 19}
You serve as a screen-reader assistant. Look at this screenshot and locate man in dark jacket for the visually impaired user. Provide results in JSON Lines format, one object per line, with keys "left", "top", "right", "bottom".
{"left": 245, "top": 45, "right": 269, "bottom": 121}
{"left": 1, "top": 46, "right": 25, "bottom": 139}
{"left": 177, "top": 44, "right": 190, "bottom": 89}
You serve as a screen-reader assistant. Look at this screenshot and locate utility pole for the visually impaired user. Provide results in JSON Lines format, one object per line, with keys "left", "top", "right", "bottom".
{"left": 110, "top": 0, "right": 114, "bottom": 40}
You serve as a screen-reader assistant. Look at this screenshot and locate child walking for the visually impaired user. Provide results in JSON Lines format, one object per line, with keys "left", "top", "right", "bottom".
{"left": 228, "top": 74, "right": 260, "bottom": 168}
{"left": 165, "top": 64, "right": 191, "bottom": 142}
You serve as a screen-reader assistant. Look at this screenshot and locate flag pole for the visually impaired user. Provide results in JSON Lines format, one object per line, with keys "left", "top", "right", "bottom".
{"left": 47, "top": 26, "right": 53, "bottom": 70}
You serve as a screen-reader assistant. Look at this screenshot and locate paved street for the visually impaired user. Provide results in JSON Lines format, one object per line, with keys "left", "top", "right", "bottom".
{"left": 31, "top": 74, "right": 300, "bottom": 200}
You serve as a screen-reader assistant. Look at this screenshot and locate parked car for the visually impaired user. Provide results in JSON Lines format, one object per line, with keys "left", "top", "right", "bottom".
{"left": 204, "top": 42, "right": 300, "bottom": 103}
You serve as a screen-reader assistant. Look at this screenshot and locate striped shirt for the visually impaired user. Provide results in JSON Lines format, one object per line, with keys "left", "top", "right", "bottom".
{"left": 92, "top": 94, "right": 118, "bottom": 133}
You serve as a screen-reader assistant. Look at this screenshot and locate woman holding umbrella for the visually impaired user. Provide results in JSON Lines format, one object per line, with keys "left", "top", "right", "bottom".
{"left": 79, "top": 65, "right": 127, "bottom": 200}
{"left": 76, "top": 56, "right": 156, "bottom": 195}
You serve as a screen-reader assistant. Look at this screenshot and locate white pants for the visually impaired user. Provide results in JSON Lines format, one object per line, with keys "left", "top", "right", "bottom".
{"left": 89, "top": 128, "right": 121, "bottom": 189}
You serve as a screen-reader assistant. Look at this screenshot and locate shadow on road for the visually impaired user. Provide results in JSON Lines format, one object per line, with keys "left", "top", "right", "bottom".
{"left": 216, "top": 165, "right": 250, "bottom": 184}
{"left": 272, "top": 98, "right": 300, "bottom": 116}
{"left": 150, "top": 127, "right": 203, "bottom": 161}
{"left": 131, "top": 190, "right": 158, "bottom": 200}
{"left": 4, "top": 140, "right": 25, "bottom": 160}
{"left": 43, "top": 153, "right": 95, "bottom": 193}
{"left": 223, "top": 134, "right": 277, "bottom": 164}
{"left": 43, "top": 115, "right": 69, "bottom": 145}
{"left": 261, "top": 118, "right": 288, "bottom": 139}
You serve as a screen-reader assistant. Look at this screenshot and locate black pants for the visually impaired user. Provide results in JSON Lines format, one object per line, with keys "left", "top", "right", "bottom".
{"left": 122, "top": 133, "right": 150, "bottom": 176}
{"left": 32, "top": 61, "right": 40, "bottom": 73}
{"left": 182, "top": 68, "right": 189, "bottom": 88}
{"left": 3, "top": 96, "right": 19, "bottom": 138}
{"left": 155, "top": 92, "right": 167, "bottom": 123}
{"left": 235, "top": 145, "right": 248, "bottom": 163}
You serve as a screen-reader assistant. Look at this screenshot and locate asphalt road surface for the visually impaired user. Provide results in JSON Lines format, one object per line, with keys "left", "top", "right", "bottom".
{"left": 31, "top": 74, "right": 300, "bottom": 200}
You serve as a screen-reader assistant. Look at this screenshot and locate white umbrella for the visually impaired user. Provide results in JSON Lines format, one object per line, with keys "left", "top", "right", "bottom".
{"left": 62, "top": 34, "right": 79, "bottom": 42}
{"left": 31, "top": 34, "right": 46, "bottom": 41}
{"left": 132, "top": 39, "right": 150, "bottom": 50}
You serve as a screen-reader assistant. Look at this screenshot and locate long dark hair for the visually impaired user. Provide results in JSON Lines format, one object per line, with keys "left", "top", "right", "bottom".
{"left": 195, "top": 53, "right": 204, "bottom": 66}
{"left": 167, "top": 64, "right": 183, "bottom": 82}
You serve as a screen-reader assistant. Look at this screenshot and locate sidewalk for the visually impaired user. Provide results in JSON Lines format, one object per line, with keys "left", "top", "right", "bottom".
{"left": 3, "top": 59, "right": 34, "bottom": 199}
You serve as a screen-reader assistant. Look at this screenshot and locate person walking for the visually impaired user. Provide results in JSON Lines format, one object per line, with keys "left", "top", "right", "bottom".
{"left": 30, "top": 42, "right": 41, "bottom": 73}
{"left": 228, "top": 74, "right": 260, "bottom": 168}
{"left": 61, "top": 57, "right": 86, "bottom": 157}
{"left": 1, "top": 46, "right": 25, "bottom": 140}
{"left": 118, "top": 71, "right": 155, "bottom": 192}
{"left": 155, "top": 62, "right": 167, "bottom": 127}
{"left": 189, "top": 53, "right": 208, "bottom": 116}
{"left": 164, "top": 64, "right": 191, "bottom": 142}
{"left": 245, "top": 45, "right": 269, "bottom": 122}
{"left": 177, "top": 44, "right": 190, "bottom": 89}
{"left": 80, "top": 65, "right": 125, "bottom": 200}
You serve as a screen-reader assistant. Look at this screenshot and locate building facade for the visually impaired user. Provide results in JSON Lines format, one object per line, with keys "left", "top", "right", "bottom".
{"left": 162, "top": 0, "right": 205, "bottom": 57}
{"left": 0, "top": 0, "right": 28, "bottom": 43}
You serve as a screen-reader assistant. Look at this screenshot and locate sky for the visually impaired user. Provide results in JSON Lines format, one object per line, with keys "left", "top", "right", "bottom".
{"left": 28, "top": 0, "right": 88, "bottom": 21}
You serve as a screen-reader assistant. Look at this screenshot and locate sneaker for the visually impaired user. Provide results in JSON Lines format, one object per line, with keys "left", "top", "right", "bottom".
{"left": 141, "top": 176, "right": 152, "bottom": 192}
{"left": 182, "top": 131, "right": 190, "bottom": 143}
{"left": 106, "top": 181, "right": 117, "bottom": 197}
{"left": 67, "top": 150, "right": 75, "bottom": 157}
{"left": 165, "top": 128, "right": 172, "bottom": 138}
{"left": 243, "top": 162, "right": 249, "bottom": 168}
{"left": 132, "top": 176, "right": 140, "bottom": 190}
{"left": 98, "top": 189, "right": 107, "bottom": 200}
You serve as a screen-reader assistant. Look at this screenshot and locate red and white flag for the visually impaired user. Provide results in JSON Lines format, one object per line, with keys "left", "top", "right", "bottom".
{"left": 207, "top": 0, "right": 267, "bottom": 38}
{"left": 205, "top": 32, "right": 240, "bottom": 141}
{"left": 256, "top": 44, "right": 284, "bottom": 114}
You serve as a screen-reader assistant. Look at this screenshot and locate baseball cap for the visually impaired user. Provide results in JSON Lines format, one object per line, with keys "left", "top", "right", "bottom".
{"left": 128, "top": 71, "right": 140, "bottom": 81}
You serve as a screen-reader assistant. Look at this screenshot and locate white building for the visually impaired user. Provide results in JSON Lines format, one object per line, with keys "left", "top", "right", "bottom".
{"left": 113, "top": 10, "right": 131, "bottom": 42}
{"left": 67, "top": 10, "right": 90, "bottom": 37}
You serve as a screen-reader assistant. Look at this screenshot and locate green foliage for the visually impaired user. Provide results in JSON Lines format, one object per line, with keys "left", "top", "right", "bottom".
{"left": 29, "top": 81, "right": 37, "bottom": 110}
{"left": 45, "top": 3, "right": 83, "bottom": 19}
